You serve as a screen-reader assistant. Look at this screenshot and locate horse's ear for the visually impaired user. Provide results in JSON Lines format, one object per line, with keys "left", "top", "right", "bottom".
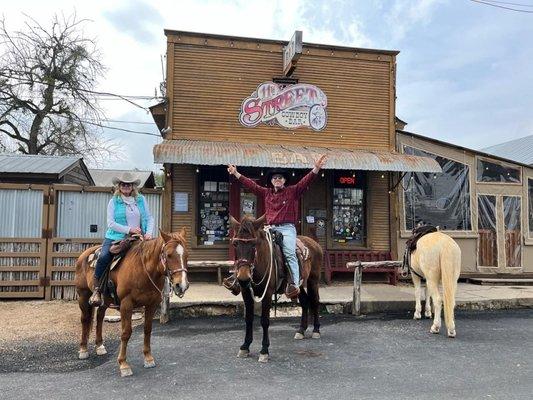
{"left": 179, "top": 226, "right": 187, "bottom": 239}
{"left": 159, "top": 228, "right": 172, "bottom": 243}
{"left": 253, "top": 214, "right": 266, "bottom": 230}
{"left": 229, "top": 215, "right": 240, "bottom": 230}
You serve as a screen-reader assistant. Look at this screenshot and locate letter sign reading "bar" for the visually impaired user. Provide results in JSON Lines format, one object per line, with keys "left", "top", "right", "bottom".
{"left": 283, "top": 31, "right": 302, "bottom": 76}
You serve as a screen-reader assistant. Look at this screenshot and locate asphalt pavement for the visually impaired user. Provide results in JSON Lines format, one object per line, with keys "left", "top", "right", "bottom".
{"left": 0, "top": 309, "right": 532, "bottom": 400}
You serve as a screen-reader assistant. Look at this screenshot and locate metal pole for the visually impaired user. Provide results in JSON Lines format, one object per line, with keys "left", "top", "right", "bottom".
{"left": 352, "top": 260, "right": 362, "bottom": 316}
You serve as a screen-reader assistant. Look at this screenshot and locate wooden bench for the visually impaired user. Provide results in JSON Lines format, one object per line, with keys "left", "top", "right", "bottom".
{"left": 324, "top": 250, "right": 397, "bottom": 285}
{"left": 187, "top": 260, "right": 234, "bottom": 285}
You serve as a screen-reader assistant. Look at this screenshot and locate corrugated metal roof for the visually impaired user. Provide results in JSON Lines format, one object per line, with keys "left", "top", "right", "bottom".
{"left": 153, "top": 140, "right": 441, "bottom": 173}
{"left": 481, "top": 135, "right": 533, "bottom": 165}
{"left": 88, "top": 169, "right": 155, "bottom": 188}
{"left": 0, "top": 153, "right": 81, "bottom": 174}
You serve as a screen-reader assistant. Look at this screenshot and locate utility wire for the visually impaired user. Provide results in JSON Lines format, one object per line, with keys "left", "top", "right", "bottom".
{"left": 52, "top": 114, "right": 161, "bottom": 137}
{"left": 481, "top": 0, "right": 533, "bottom": 7}
{"left": 470, "top": 0, "right": 533, "bottom": 12}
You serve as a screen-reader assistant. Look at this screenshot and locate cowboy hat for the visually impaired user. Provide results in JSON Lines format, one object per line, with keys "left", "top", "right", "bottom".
{"left": 267, "top": 168, "right": 289, "bottom": 182}
{"left": 112, "top": 171, "right": 141, "bottom": 186}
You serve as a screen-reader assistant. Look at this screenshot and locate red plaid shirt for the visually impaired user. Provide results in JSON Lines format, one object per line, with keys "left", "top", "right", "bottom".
{"left": 238, "top": 170, "right": 318, "bottom": 225}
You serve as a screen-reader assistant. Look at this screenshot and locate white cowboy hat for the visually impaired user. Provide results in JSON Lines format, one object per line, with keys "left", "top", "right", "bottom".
{"left": 112, "top": 171, "right": 141, "bottom": 186}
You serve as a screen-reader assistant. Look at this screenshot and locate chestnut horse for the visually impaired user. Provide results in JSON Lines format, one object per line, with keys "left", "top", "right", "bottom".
{"left": 74, "top": 229, "right": 190, "bottom": 377}
{"left": 230, "top": 215, "right": 323, "bottom": 363}
{"left": 410, "top": 231, "right": 461, "bottom": 338}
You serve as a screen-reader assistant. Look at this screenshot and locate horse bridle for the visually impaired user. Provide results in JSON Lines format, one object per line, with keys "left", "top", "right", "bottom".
{"left": 231, "top": 236, "right": 258, "bottom": 274}
{"left": 141, "top": 239, "right": 188, "bottom": 298}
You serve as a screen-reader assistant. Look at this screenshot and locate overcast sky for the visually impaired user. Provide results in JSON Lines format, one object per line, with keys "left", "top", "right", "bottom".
{"left": 2, "top": 0, "right": 533, "bottom": 171}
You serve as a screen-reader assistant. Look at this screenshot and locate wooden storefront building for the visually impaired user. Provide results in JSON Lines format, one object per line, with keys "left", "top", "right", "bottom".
{"left": 152, "top": 30, "right": 440, "bottom": 282}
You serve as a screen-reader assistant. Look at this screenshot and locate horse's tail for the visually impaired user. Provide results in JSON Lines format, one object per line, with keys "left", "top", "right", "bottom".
{"left": 440, "top": 239, "right": 461, "bottom": 331}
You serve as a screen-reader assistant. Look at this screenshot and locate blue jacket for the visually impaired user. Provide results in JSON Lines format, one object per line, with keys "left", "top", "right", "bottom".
{"left": 105, "top": 195, "right": 149, "bottom": 240}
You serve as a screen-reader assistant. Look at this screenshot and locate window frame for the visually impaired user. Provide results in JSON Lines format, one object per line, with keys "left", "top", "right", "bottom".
{"left": 475, "top": 156, "right": 522, "bottom": 185}
{"left": 400, "top": 144, "right": 475, "bottom": 238}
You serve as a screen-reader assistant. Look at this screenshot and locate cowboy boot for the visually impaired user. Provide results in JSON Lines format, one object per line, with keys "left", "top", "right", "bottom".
{"left": 285, "top": 282, "right": 300, "bottom": 300}
{"left": 89, "top": 285, "right": 103, "bottom": 307}
{"left": 223, "top": 275, "right": 241, "bottom": 296}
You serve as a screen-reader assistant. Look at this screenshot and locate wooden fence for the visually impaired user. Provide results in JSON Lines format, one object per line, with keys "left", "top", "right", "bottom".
{"left": 0, "top": 183, "right": 162, "bottom": 300}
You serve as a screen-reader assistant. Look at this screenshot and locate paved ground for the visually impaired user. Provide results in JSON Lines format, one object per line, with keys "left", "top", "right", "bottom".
{"left": 1, "top": 309, "right": 531, "bottom": 400}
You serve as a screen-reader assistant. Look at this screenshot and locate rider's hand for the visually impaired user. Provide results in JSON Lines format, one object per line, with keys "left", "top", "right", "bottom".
{"left": 129, "top": 227, "right": 142, "bottom": 235}
{"left": 314, "top": 154, "right": 328, "bottom": 170}
{"left": 144, "top": 233, "right": 152, "bottom": 240}
{"left": 227, "top": 164, "right": 237, "bottom": 175}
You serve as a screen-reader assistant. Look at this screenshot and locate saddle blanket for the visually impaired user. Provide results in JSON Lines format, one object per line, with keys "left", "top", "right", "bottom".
{"left": 87, "top": 247, "right": 123, "bottom": 271}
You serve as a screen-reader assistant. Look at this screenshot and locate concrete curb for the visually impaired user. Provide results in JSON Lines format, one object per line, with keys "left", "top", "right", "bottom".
{"left": 168, "top": 297, "right": 533, "bottom": 318}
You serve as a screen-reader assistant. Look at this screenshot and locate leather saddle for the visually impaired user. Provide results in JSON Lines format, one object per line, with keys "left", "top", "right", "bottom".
{"left": 402, "top": 225, "right": 438, "bottom": 279}
{"left": 87, "top": 235, "right": 141, "bottom": 306}
{"left": 87, "top": 235, "right": 141, "bottom": 271}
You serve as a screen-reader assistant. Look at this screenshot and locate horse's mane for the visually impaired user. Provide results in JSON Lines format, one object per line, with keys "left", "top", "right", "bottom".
{"left": 238, "top": 217, "right": 257, "bottom": 238}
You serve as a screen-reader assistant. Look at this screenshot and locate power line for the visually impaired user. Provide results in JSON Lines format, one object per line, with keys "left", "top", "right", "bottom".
{"left": 470, "top": 0, "right": 533, "bottom": 12}
{"left": 51, "top": 114, "right": 161, "bottom": 137}
{"left": 482, "top": 0, "right": 533, "bottom": 7}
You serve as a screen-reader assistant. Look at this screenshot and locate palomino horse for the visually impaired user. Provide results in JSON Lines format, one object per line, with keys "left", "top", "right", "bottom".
{"left": 230, "top": 215, "right": 323, "bottom": 362}
{"left": 409, "top": 231, "right": 461, "bottom": 338}
{"left": 74, "top": 229, "right": 190, "bottom": 377}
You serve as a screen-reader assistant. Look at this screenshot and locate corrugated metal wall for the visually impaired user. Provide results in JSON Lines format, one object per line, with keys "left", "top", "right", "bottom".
{"left": 56, "top": 191, "right": 162, "bottom": 238}
{"left": 0, "top": 189, "right": 43, "bottom": 237}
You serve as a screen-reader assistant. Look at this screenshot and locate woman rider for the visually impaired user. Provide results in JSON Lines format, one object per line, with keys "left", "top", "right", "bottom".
{"left": 227, "top": 154, "right": 327, "bottom": 299}
{"left": 89, "top": 172, "right": 155, "bottom": 306}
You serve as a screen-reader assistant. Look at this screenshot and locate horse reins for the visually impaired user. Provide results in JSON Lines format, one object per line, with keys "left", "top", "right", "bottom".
{"left": 141, "top": 239, "right": 188, "bottom": 299}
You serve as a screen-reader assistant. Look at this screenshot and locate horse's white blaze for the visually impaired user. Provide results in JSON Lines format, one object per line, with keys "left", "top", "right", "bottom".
{"left": 176, "top": 244, "right": 188, "bottom": 290}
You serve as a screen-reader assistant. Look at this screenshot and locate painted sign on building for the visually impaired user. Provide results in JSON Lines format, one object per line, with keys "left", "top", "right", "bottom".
{"left": 239, "top": 82, "right": 328, "bottom": 131}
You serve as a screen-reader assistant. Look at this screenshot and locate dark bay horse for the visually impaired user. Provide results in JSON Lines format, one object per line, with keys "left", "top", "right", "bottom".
{"left": 74, "top": 229, "right": 190, "bottom": 377}
{"left": 230, "top": 215, "right": 323, "bottom": 362}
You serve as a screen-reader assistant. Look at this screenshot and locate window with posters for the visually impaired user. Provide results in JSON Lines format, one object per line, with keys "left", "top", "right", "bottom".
{"left": 197, "top": 167, "right": 229, "bottom": 245}
{"left": 331, "top": 171, "right": 365, "bottom": 244}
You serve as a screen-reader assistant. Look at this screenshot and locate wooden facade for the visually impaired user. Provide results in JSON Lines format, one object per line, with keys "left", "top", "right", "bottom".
{"left": 159, "top": 30, "right": 403, "bottom": 281}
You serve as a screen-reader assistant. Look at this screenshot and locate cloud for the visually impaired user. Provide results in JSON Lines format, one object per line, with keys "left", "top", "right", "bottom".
{"left": 386, "top": 0, "right": 444, "bottom": 44}
{"left": 103, "top": 0, "right": 163, "bottom": 45}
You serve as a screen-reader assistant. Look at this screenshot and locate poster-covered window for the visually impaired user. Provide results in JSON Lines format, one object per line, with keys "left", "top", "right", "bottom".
{"left": 332, "top": 171, "right": 365, "bottom": 244}
{"left": 197, "top": 167, "right": 229, "bottom": 245}
{"left": 477, "top": 159, "right": 521, "bottom": 183}
{"left": 403, "top": 146, "right": 471, "bottom": 231}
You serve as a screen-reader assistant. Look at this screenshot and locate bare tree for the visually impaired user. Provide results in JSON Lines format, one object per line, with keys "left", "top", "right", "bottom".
{"left": 0, "top": 13, "right": 113, "bottom": 161}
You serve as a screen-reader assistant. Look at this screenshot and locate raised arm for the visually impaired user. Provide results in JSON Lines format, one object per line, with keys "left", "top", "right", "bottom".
{"left": 294, "top": 154, "right": 328, "bottom": 197}
{"left": 227, "top": 164, "right": 267, "bottom": 197}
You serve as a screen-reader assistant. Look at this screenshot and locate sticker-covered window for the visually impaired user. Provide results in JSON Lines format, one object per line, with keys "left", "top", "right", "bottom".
{"left": 332, "top": 171, "right": 365, "bottom": 244}
{"left": 197, "top": 167, "right": 229, "bottom": 245}
{"left": 403, "top": 146, "right": 471, "bottom": 231}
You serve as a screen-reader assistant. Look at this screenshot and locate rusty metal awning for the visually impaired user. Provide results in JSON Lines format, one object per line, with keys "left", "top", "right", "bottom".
{"left": 153, "top": 140, "right": 441, "bottom": 173}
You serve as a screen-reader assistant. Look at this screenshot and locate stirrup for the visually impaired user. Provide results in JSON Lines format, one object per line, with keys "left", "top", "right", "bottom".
{"left": 223, "top": 275, "right": 241, "bottom": 296}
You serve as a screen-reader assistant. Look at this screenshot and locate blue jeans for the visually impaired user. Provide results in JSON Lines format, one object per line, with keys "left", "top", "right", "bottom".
{"left": 271, "top": 224, "right": 299, "bottom": 285}
{"left": 94, "top": 238, "right": 114, "bottom": 283}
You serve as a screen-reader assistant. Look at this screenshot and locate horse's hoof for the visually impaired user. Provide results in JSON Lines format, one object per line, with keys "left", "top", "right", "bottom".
{"left": 311, "top": 332, "right": 321, "bottom": 339}
{"left": 78, "top": 350, "right": 89, "bottom": 360}
{"left": 448, "top": 330, "right": 456, "bottom": 338}
{"left": 120, "top": 367, "right": 133, "bottom": 377}
{"left": 413, "top": 312, "right": 422, "bottom": 320}
{"left": 96, "top": 345, "right": 107, "bottom": 356}
{"left": 425, "top": 311, "right": 432, "bottom": 318}
{"left": 294, "top": 332, "right": 305, "bottom": 340}
{"left": 144, "top": 360, "right": 156, "bottom": 368}
{"left": 258, "top": 353, "right": 269, "bottom": 363}
{"left": 430, "top": 326, "right": 440, "bottom": 334}
{"left": 237, "top": 349, "right": 249, "bottom": 358}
